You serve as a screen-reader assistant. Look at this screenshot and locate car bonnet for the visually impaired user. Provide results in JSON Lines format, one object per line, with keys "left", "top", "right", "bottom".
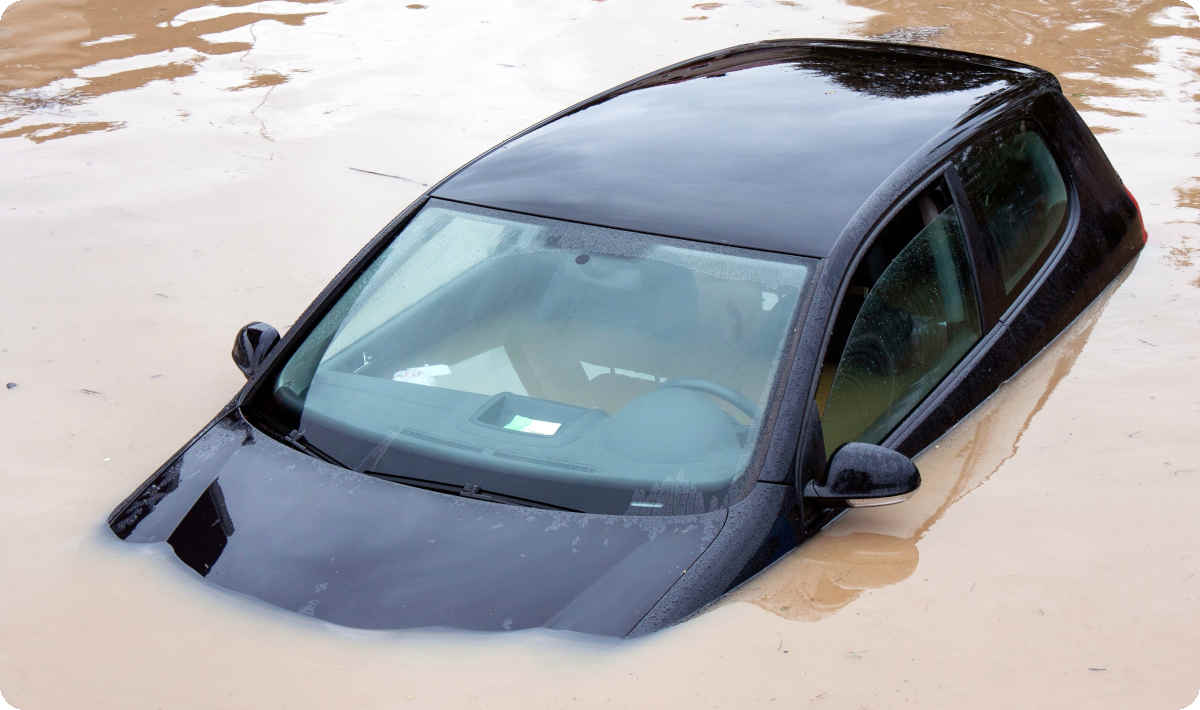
{"left": 108, "top": 411, "right": 728, "bottom": 637}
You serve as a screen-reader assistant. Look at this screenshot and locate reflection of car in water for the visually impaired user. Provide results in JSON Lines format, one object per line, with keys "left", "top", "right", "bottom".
{"left": 725, "top": 281, "right": 1119, "bottom": 620}
{"left": 107, "top": 39, "right": 1145, "bottom": 636}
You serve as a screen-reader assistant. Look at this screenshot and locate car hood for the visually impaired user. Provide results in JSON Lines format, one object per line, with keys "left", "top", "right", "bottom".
{"left": 108, "top": 412, "right": 727, "bottom": 636}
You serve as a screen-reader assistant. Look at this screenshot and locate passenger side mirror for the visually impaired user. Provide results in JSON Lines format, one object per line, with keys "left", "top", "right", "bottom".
{"left": 803, "top": 442, "right": 920, "bottom": 508}
{"left": 231, "top": 322, "right": 280, "bottom": 379}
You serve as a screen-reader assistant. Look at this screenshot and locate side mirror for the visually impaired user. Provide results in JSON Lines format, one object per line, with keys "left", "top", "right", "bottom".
{"left": 231, "top": 322, "right": 280, "bottom": 379}
{"left": 803, "top": 442, "right": 920, "bottom": 508}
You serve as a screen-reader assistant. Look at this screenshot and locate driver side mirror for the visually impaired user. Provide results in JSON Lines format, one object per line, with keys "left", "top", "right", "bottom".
{"left": 231, "top": 321, "right": 280, "bottom": 379}
{"left": 803, "top": 442, "right": 920, "bottom": 508}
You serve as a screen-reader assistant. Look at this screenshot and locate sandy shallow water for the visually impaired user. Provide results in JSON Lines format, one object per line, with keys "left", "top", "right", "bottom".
{"left": 1, "top": 0, "right": 1199, "bottom": 708}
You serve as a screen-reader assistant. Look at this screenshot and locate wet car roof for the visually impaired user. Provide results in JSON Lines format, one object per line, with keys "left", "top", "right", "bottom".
{"left": 435, "top": 40, "right": 1043, "bottom": 257}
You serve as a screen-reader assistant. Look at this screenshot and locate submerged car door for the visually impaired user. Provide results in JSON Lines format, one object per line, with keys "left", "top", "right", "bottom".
{"left": 806, "top": 111, "right": 1083, "bottom": 488}
{"left": 813, "top": 173, "right": 989, "bottom": 459}
{"left": 886, "top": 112, "right": 1088, "bottom": 457}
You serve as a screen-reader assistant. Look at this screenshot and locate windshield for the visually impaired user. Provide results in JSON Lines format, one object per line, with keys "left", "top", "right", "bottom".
{"left": 246, "top": 199, "right": 815, "bottom": 514}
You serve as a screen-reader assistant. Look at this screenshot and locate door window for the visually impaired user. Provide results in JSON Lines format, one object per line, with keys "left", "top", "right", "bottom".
{"left": 956, "top": 124, "right": 1069, "bottom": 298}
{"left": 819, "top": 183, "right": 982, "bottom": 456}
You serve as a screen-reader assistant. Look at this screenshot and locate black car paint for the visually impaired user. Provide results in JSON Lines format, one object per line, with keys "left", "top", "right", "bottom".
{"left": 434, "top": 44, "right": 1027, "bottom": 258}
{"left": 112, "top": 411, "right": 728, "bottom": 636}
{"left": 798, "top": 88, "right": 1142, "bottom": 466}
{"left": 107, "top": 39, "right": 1143, "bottom": 636}
{"left": 888, "top": 91, "right": 1143, "bottom": 458}
{"left": 231, "top": 321, "right": 281, "bottom": 379}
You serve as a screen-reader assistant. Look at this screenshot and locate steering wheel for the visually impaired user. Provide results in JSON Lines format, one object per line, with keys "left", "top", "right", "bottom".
{"left": 659, "top": 378, "right": 758, "bottom": 419}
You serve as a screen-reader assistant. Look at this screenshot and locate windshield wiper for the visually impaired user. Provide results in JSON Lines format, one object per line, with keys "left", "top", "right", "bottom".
{"left": 459, "top": 482, "right": 581, "bottom": 512}
{"left": 283, "top": 429, "right": 347, "bottom": 469}
{"left": 278, "top": 432, "right": 576, "bottom": 511}
{"left": 362, "top": 470, "right": 578, "bottom": 512}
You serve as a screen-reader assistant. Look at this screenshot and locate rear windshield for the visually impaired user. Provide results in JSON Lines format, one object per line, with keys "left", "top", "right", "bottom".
{"left": 246, "top": 200, "right": 815, "bottom": 514}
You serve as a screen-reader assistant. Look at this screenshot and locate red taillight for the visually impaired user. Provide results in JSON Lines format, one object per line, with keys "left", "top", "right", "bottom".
{"left": 1125, "top": 186, "right": 1148, "bottom": 244}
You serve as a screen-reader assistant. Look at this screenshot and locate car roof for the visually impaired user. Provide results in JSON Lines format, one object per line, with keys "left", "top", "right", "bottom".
{"left": 434, "top": 39, "right": 1052, "bottom": 258}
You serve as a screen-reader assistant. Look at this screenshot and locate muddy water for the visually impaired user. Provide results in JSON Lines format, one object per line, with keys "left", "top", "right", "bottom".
{"left": 1, "top": 0, "right": 1198, "bottom": 707}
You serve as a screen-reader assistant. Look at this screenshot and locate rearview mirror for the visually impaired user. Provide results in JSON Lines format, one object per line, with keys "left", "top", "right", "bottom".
{"left": 803, "top": 442, "right": 920, "bottom": 508}
{"left": 231, "top": 322, "right": 280, "bottom": 379}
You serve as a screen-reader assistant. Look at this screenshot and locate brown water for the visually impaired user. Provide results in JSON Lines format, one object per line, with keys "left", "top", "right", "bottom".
{"left": 1, "top": 0, "right": 1198, "bottom": 707}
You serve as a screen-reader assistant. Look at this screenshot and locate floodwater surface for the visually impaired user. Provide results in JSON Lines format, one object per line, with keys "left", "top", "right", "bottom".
{"left": 1, "top": 0, "right": 1198, "bottom": 708}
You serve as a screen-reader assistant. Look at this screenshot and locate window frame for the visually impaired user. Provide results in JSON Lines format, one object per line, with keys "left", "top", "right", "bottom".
{"left": 945, "top": 165, "right": 1006, "bottom": 328}
{"left": 952, "top": 117, "right": 1077, "bottom": 322}
{"left": 812, "top": 167, "right": 994, "bottom": 456}
{"left": 802, "top": 113, "right": 1081, "bottom": 490}
{"left": 241, "top": 198, "right": 823, "bottom": 515}
{"left": 881, "top": 121, "right": 1080, "bottom": 453}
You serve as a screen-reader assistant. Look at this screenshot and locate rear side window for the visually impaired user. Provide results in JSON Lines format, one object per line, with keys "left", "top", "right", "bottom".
{"left": 957, "top": 124, "right": 1069, "bottom": 298}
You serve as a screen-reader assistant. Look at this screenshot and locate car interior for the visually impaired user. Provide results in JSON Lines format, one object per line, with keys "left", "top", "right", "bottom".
{"left": 815, "top": 125, "right": 1069, "bottom": 459}
{"left": 816, "top": 179, "right": 983, "bottom": 456}
{"left": 267, "top": 205, "right": 812, "bottom": 512}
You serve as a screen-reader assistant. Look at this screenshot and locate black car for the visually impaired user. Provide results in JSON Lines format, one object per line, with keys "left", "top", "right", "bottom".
{"left": 108, "top": 39, "right": 1145, "bottom": 637}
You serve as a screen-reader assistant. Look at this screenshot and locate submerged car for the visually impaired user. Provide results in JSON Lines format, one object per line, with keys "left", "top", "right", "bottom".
{"left": 108, "top": 39, "right": 1145, "bottom": 636}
